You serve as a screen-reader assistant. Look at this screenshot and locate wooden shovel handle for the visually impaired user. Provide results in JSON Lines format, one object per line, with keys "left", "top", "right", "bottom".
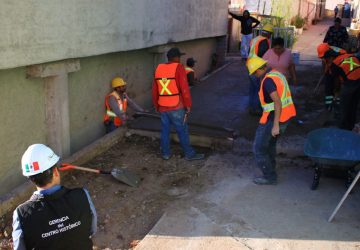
{"left": 59, "top": 164, "right": 100, "bottom": 174}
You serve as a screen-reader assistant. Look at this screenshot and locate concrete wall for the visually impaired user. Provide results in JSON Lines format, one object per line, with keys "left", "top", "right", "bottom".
{"left": 0, "top": 38, "right": 217, "bottom": 196}
{"left": 0, "top": 68, "right": 46, "bottom": 194}
{"left": 0, "top": 0, "right": 227, "bottom": 70}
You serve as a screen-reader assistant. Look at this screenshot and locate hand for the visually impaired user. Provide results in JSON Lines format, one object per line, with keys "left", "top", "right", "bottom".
{"left": 271, "top": 123, "right": 280, "bottom": 137}
{"left": 186, "top": 107, "right": 191, "bottom": 113}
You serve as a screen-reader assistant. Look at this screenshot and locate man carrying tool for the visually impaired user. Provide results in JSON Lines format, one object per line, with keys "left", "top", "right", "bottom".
{"left": 152, "top": 47, "right": 204, "bottom": 161}
{"left": 104, "top": 77, "right": 145, "bottom": 133}
{"left": 246, "top": 57, "right": 296, "bottom": 185}
{"left": 247, "top": 24, "right": 274, "bottom": 116}
{"left": 12, "top": 144, "right": 97, "bottom": 249}
{"left": 185, "top": 57, "right": 200, "bottom": 87}
{"left": 317, "top": 43, "right": 360, "bottom": 130}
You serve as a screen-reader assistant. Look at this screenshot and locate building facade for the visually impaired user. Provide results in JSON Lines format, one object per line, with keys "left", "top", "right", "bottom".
{"left": 0, "top": 0, "right": 228, "bottom": 196}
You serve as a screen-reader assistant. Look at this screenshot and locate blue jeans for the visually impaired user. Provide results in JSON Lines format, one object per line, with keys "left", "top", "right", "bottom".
{"left": 105, "top": 121, "right": 118, "bottom": 134}
{"left": 160, "top": 109, "right": 195, "bottom": 158}
{"left": 248, "top": 74, "right": 261, "bottom": 112}
{"left": 253, "top": 120, "right": 288, "bottom": 181}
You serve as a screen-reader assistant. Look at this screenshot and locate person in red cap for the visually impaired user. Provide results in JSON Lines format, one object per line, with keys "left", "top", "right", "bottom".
{"left": 317, "top": 43, "right": 360, "bottom": 130}
{"left": 152, "top": 48, "right": 204, "bottom": 161}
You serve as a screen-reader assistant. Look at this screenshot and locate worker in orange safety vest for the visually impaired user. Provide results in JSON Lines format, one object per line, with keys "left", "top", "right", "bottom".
{"left": 104, "top": 77, "right": 145, "bottom": 133}
{"left": 317, "top": 43, "right": 360, "bottom": 130}
{"left": 246, "top": 57, "right": 296, "bottom": 185}
{"left": 152, "top": 47, "right": 204, "bottom": 161}
{"left": 185, "top": 57, "right": 199, "bottom": 87}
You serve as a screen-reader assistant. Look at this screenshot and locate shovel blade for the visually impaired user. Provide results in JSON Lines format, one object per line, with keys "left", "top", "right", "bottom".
{"left": 111, "top": 168, "right": 140, "bottom": 187}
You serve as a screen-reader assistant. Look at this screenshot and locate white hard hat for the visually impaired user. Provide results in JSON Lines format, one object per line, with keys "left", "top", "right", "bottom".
{"left": 21, "top": 144, "right": 60, "bottom": 177}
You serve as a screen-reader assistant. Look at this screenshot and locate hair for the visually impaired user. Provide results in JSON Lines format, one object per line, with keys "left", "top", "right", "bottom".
{"left": 335, "top": 17, "right": 342, "bottom": 24}
{"left": 243, "top": 10, "right": 250, "bottom": 16}
{"left": 187, "top": 60, "right": 195, "bottom": 67}
{"left": 29, "top": 166, "right": 55, "bottom": 187}
{"left": 272, "top": 37, "right": 284, "bottom": 48}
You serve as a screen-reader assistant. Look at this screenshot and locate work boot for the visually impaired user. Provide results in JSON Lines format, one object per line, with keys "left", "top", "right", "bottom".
{"left": 185, "top": 153, "right": 205, "bottom": 161}
{"left": 253, "top": 177, "right": 277, "bottom": 185}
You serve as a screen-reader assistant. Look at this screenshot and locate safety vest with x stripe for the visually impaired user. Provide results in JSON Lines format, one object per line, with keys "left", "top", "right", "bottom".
{"left": 155, "top": 63, "right": 180, "bottom": 107}
{"left": 333, "top": 54, "right": 360, "bottom": 81}
{"left": 259, "top": 70, "right": 296, "bottom": 124}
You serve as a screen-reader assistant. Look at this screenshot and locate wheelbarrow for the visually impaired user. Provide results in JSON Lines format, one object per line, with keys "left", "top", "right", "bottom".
{"left": 304, "top": 128, "right": 360, "bottom": 222}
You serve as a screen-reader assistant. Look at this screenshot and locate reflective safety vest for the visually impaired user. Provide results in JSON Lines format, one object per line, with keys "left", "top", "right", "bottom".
{"left": 185, "top": 67, "right": 195, "bottom": 75}
{"left": 333, "top": 54, "right": 360, "bottom": 81}
{"left": 329, "top": 46, "right": 346, "bottom": 55}
{"left": 248, "top": 36, "right": 270, "bottom": 59}
{"left": 103, "top": 91, "right": 127, "bottom": 126}
{"left": 155, "top": 63, "right": 180, "bottom": 107}
{"left": 259, "top": 70, "right": 296, "bottom": 124}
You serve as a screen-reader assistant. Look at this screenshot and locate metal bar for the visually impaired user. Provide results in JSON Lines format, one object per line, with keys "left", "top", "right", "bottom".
{"left": 328, "top": 169, "right": 360, "bottom": 222}
{"left": 133, "top": 112, "right": 235, "bottom": 133}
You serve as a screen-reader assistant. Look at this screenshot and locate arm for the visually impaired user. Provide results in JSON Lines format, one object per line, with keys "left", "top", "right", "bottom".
{"left": 176, "top": 65, "right": 192, "bottom": 112}
{"left": 289, "top": 63, "right": 297, "bottom": 85}
{"left": 84, "top": 189, "right": 97, "bottom": 236}
{"left": 12, "top": 209, "right": 26, "bottom": 250}
{"left": 125, "top": 93, "right": 145, "bottom": 112}
{"left": 187, "top": 72, "right": 195, "bottom": 86}
{"left": 152, "top": 80, "right": 159, "bottom": 111}
{"left": 252, "top": 17, "right": 260, "bottom": 28}
{"left": 270, "top": 91, "right": 282, "bottom": 137}
{"left": 257, "top": 39, "right": 270, "bottom": 58}
{"left": 228, "top": 11, "right": 243, "bottom": 22}
{"left": 323, "top": 29, "right": 330, "bottom": 43}
{"left": 108, "top": 96, "right": 126, "bottom": 121}
{"left": 342, "top": 27, "right": 349, "bottom": 43}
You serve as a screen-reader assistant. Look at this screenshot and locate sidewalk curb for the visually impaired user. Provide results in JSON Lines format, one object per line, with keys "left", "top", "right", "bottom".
{"left": 0, "top": 127, "right": 127, "bottom": 217}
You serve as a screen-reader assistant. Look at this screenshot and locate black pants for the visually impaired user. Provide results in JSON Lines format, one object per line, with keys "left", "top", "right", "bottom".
{"left": 339, "top": 81, "right": 360, "bottom": 130}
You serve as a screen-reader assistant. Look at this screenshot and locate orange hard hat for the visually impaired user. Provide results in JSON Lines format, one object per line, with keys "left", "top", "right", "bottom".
{"left": 317, "top": 43, "right": 330, "bottom": 58}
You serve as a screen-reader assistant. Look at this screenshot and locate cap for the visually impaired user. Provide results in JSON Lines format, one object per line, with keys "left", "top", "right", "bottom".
{"left": 167, "top": 48, "right": 186, "bottom": 59}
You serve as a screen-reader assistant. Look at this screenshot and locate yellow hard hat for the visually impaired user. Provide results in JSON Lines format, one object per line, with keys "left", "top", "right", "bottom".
{"left": 111, "top": 77, "right": 126, "bottom": 88}
{"left": 246, "top": 57, "right": 267, "bottom": 75}
{"left": 263, "top": 23, "right": 274, "bottom": 33}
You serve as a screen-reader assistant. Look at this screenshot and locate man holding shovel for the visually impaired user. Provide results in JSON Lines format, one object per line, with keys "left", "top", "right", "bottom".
{"left": 104, "top": 77, "right": 145, "bottom": 133}
{"left": 152, "top": 47, "right": 204, "bottom": 161}
{"left": 12, "top": 144, "right": 97, "bottom": 250}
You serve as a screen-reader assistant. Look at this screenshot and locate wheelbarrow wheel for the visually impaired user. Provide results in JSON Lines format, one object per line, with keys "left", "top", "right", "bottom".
{"left": 311, "top": 164, "right": 322, "bottom": 190}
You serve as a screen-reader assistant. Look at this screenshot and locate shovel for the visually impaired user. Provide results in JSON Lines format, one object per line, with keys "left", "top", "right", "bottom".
{"left": 59, "top": 164, "right": 140, "bottom": 187}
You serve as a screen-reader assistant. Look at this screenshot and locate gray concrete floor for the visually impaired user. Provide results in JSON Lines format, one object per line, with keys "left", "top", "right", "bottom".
{"left": 135, "top": 20, "right": 360, "bottom": 250}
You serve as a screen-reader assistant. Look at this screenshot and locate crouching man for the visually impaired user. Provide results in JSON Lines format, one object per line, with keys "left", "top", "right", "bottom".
{"left": 12, "top": 144, "right": 97, "bottom": 250}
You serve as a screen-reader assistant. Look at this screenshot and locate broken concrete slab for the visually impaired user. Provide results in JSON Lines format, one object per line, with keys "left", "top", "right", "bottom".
{"left": 135, "top": 206, "right": 249, "bottom": 250}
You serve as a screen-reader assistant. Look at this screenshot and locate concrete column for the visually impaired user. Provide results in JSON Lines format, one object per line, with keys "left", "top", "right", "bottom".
{"left": 26, "top": 59, "right": 80, "bottom": 157}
